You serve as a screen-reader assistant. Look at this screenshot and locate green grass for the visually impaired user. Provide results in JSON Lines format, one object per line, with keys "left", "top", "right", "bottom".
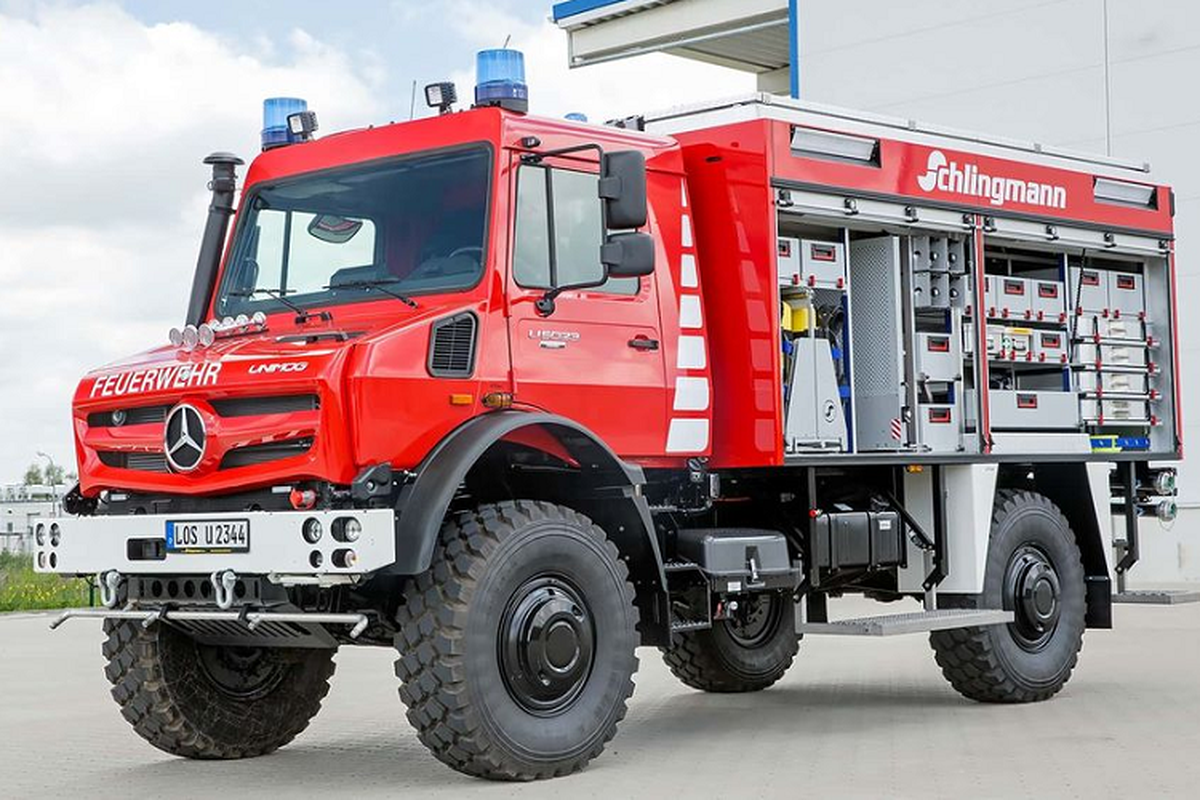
{"left": 0, "top": 551, "right": 93, "bottom": 612}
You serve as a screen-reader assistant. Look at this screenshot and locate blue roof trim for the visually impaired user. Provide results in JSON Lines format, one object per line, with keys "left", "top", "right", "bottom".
{"left": 552, "top": 0, "right": 628, "bottom": 22}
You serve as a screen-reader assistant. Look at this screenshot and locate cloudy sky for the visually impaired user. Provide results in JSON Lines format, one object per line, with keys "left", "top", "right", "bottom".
{"left": 0, "top": 0, "right": 753, "bottom": 483}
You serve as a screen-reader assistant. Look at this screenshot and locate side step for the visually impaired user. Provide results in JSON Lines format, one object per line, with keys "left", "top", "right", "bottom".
{"left": 1113, "top": 589, "right": 1200, "bottom": 605}
{"left": 797, "top": 608, "right": 1012, "bottom": 636}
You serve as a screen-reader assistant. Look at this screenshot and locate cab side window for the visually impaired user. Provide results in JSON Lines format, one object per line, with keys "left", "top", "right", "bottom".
{"left": 513, "top": 165, "right": 639, "bottom": 295}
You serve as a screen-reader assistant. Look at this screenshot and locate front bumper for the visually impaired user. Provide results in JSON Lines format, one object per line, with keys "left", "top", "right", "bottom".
{"left": 32, "top": 509, "right": 396, "bottom": 581}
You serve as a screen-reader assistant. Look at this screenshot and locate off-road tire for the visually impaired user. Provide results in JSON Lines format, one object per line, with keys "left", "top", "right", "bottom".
{"left": 660, "top": 592, "right": 799, "bottom": 692}
{"left": 102, "top": 619, "right": 336, "bottom": 758}
{"left": 394, "top": 501, "right": 640, "bottom": 781}
{"left": 930, "top": 490, "right": 1086, "bottom": 703}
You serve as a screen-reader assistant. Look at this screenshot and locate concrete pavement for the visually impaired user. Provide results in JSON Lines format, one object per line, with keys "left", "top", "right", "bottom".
{"left": 3, "top": 599, "right": 1199, "bottom": 798}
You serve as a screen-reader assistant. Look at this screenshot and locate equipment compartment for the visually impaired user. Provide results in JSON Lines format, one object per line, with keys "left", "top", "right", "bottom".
{"left": 990, "top": 390, "right": 1081, "bottom": 430}
{"left": 918, "top": 404, "right": 962, "bottom": 452}
{"left": 915, "top": 332, "right": 960, "bottom": 381}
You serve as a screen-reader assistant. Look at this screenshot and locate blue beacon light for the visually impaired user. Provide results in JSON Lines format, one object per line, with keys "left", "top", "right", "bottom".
{"left": 474, "top": 49, "right": 529, "bottom": 114}
{"left": 262, "top": 97, "right": 308, "bottom": 150}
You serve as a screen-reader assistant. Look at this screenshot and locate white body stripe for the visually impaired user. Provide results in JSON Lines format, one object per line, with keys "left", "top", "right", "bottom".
{"left": 673, "top": 376, "right": 710, "bottom": 411}
{"left": 681, "top": 214, "right": 694, "bottom": 247}
{"left": 679, "top": 295, "right": 703, "bottom": 329}
{"left": 666, "top": 418, "right": 710, "bottom": 453}
{"left": 680, "top": 253, "right": 698, "bottom": 288}
{"left": 677, "top": 335, "right": 707, "bottom": 369}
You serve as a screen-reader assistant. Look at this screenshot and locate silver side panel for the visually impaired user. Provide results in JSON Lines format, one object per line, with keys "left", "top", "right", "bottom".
{"left": 849, "top": 236, "right": 907, "bottom": 450}
{"left": 898, "top": 464, "right": 999, "bottom": 595}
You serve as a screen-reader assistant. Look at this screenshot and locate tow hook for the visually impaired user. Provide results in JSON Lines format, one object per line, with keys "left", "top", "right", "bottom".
{"left": 99, "top": 570, "right": 123, "bottom": 609}
{"left": 211, "top": 569, "right": 239, "bottom": 610}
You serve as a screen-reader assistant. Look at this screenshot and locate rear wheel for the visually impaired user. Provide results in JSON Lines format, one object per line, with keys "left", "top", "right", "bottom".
{"left": 394, "top": 501, "right": 639, "bottom": 781}
{"left": 660, "top": 591, "right": 799, "bottom": 692}
{"left": 102, "top": 620, "right": 336, "bottom": 758}
{"left": 930, "top": 490, "right": 1086, "bottom": 703}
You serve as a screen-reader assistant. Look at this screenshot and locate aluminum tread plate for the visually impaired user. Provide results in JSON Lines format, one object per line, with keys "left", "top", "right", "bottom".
{"left": 797, "top": 608, "right": 1012, "bottom": 636}
{"left": 1112, "top": 590, "right": 1200, "bottom": 605}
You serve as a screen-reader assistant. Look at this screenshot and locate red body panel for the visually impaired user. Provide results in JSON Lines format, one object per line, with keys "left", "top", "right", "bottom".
{"left": 71, "top": 105, "right": 1180, "bottom": 496}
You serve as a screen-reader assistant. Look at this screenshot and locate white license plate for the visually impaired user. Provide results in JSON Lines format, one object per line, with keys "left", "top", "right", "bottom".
{"left": 166, "top": 519, "right": 250, "bottom": 553}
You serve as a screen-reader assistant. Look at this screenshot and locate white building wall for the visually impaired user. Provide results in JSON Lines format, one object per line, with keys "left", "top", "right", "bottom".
{"left": 798, "top": 0, "right": 1198, "bottom": 583}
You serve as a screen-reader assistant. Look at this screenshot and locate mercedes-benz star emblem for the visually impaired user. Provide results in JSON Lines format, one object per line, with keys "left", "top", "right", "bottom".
{"left": 164, "top": 404, "right": 206, "bottom": 473}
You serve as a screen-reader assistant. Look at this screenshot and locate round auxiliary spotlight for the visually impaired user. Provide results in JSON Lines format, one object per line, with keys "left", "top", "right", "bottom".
{"left": 235, "top": 314, "right": 250, "bottom": 328}
{"left": 168, "top": 327, "right": 184, "bottom": 347}
{"left": 251, "top": 311, "right": 268, "bottom": 328}
{"left": 181, "top": 325, "right": 199, "bottom": 351}
{"left": 302, "top": 517, "right": 323, "bottom": 544}
{"left": 198, "top": 324, "right": 216, "bottom": 347}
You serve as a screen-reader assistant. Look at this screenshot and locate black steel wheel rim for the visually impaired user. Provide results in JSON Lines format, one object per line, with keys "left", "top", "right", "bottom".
{"left": 726, "top": 593, "right": 783, "bottom": 648}
{"left": 196, "top": 644, "right": 288, "bottom": 700}
{"left": 1002, "top": 544, "right": 1063, "bottom": 652}
{"left": 498, "top": 574, "right": 595, "bottom": 716}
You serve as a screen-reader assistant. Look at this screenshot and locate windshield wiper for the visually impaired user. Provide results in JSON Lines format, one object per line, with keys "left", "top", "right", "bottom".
{"left": 327, "top": 279, "right": 418, "bottom": 308}
{"left": 233, "top": 288, "right": 333, "bottom": 324}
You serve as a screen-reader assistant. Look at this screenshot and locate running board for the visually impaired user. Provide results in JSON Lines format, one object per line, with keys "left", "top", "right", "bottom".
{"left": 48, "top": 607, "right": 370, "bottom": 639}
{"left": 797, "top": 608, "right": 1012, "bottom": 636}
{"left": 1112, "top": 590, "right": 1200, "bottom": 605}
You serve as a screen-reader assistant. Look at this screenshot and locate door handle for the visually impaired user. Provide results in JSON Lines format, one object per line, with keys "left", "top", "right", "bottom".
{"left": 628, "top": 337, "right": 659, "bottom": 351}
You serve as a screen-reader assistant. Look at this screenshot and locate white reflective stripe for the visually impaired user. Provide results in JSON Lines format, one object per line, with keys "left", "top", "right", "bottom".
{"left": 680, "top": 253, "right": 698, "bottom": 288}
{"left": 677, "top": 335, "right": 707, "bottom": 369}
{"left": 666, "top": 418, "right": 709, "bottom": 453}
{"left": 681, "top": 182, "right": 688, "bottom": 207}
{"left": 673, "top": 376, "right": 710, "bottom": 411}
{"left": 680, "top": 294, "right": 703, "bottom": 329}
{"left": 681, "top": 214, "right": 693, "bottom": 247}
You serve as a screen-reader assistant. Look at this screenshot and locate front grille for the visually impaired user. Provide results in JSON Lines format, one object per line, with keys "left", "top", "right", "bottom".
{"left": 428, "top": 312, "right": 478, "bottom": 378}
{"left": 87, "top": 405, "right": 170, "bottom": 428}
{"left": 98, "top": 451, "right": 170, "bottom": 473}
{"left": 219, "top": 438, "right": 314, "bottom": 470}
{"left": 211, "top": 394, "right": 319, "bottom": 417}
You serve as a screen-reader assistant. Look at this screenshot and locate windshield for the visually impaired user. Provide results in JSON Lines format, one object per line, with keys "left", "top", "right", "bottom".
{"left": 215, "top": 146, "right": 491, "bottom": 317}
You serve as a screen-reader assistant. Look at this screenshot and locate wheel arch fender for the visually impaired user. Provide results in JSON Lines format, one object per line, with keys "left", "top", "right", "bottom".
{"left": 388, "top": 410, "right": 670, "bottom": 642}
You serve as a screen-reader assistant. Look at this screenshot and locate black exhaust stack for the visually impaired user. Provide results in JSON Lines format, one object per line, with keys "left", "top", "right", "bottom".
{"left": 186, "top": 152, "right": 245, "bottom": 326}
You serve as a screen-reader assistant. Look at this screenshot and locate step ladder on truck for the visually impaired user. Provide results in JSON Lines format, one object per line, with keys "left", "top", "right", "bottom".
{"left": 33, "top": 46, "right": 1186, "bottom": 780}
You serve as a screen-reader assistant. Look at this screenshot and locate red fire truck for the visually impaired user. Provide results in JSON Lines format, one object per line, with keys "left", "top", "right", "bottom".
{"left": 36, "top": 51, "right": 1181, "bottom": 780}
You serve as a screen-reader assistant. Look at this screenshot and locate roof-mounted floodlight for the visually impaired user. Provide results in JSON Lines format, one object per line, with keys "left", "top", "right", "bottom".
{"left": 1094, "top": 177, "right": 1157, "bottom": 209}
{"left": 287, "top": 110, "right": 319, "bottom": 142}
{"left": 791, "top": 126, "right": 881, "bottom": 166}
{"left": 425, "top": 82, "right": 458, "bottom": 115}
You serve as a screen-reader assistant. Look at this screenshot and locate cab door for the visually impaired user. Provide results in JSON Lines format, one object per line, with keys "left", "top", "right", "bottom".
{"left": 506, "top": 155, "right": 668, "bottom": 458}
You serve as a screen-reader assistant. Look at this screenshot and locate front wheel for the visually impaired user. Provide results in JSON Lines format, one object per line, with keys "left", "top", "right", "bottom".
{"left": 394, "top": 501, "right": 639, "bottom": 781}
{"left": 930, "top": 490, "right": 1086, "bottom": 703}
{"left": 102, "top": 621, "right": 336, "bottom": 758}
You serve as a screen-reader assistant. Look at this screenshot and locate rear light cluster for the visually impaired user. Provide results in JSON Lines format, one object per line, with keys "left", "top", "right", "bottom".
{"left": 301, "top": 515, "right": 362, "bottom": 571}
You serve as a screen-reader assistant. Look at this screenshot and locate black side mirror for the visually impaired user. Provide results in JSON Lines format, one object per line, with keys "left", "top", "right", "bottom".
{"left": 602, "top": 232, "right": 655, "bottom": 278}
{"left": 599, "top": 150, "right": 647, "bottom": 229}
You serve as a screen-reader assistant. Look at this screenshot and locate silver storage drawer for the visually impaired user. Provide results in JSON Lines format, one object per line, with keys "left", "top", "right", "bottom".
{"left": 915, "top": 332, "right": 960, "bottom": 381}
{"left": 1091, "top": 315, "right": 1146, "bottom": 340}
{"left": 990, "top": 390, "right": 1081, "bottom": 430}
{"left": 1080, "top": 398, "right": 1152, "bottom": 424}
{"left": 987, "top": 325, "right": 1033, "bottom": 361}
{"left": 1075, "top": 343, "right": 1147, "bottom": 368}
{"left": 1031, "top": 330, "right": 1068, "bottom": 364}
{"left": 1077, "top": 371, "right": 1150, "bottom": 395}
{"left": 1069, "top": 266, "right": 1108, "bottom": 313}
{"left": 1107, "top": 272, "right": 1144, "bottom": 317}
{"left": 1030, "top": 279, "right": 1066, "bottom": 323}
{"left": 778, "top": 237, "right": 846, "bottom": 289}
{"left": 918, "top": 405, "right": 962, "bottom": 452}
{"left": 996, "top": 276, "right": 1031, "bottom": 320}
